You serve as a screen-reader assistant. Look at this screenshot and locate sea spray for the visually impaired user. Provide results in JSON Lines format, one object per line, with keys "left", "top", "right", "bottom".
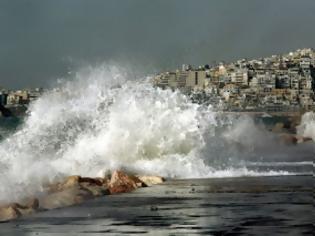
{"left": 0, "top": 65, "right": 215, "bottom": 203}
{"left": 0, "top": 65, "right": 312, "bottom": 204}
{"left": 297, "top": 112, "right": 315, "bottom": 141}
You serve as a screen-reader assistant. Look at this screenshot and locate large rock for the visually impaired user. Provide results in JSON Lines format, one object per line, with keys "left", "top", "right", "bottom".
{"left": 40, "top": 175, "right": 110, "bottom": 210}
{"left": 279, "top": 134, "right": 313, "bottom": 145}
{"left": 26, "top": 198, "right": 40, "bottom": 210}
{"left": 80, "top": 182, "right": 110, "bottom": 197}
{"left": 62, "top": 175, "right": 81, "bottom": 189}
{"left": 39, "top": 186, "right": 94, "bottom": 210}
{"left": 0, "top": 198, "right": 39, "bottom": 222}
{"left": 272, "top": 122, "right": 285, "bottom": 133}
{"left": 137, "top": 175, "right": 165, "bottom": 186}
{"left": 295, "top": 136, "right": 313, "bottom": 144}
{"left": 279, "top": 134, "right": 298, "bottom": 145}
{"left": 11, "top": 198, "right": 39, "bottom": 215}
{"left": 108, "top": 170, "right": 146, "bottom": 194}
{"left": 1, "top": 171, "right": 165, "bottom": 221}
{"left": 64, "top": 176, "right": 105, "bottom": 188}
{"left": 0, "top": 206, "right": 21, "bottom": 222}
{"left": 48, "top": 175, "right": 106, "bottom": 192}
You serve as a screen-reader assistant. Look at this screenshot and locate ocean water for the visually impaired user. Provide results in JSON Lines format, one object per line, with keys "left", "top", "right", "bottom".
{"left": 0, "top": 64, "right": 313, "bottom": 207}
{"left": 0, "top": 117, "right": 22, "bottom": 141}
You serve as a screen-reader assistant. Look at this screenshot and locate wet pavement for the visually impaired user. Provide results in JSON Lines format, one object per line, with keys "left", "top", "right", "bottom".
{"left": 0, "top": 176, "right": 312, "bottom": 236}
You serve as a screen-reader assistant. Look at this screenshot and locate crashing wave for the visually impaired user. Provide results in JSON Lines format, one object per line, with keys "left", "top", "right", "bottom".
{"left": 297, "top": 112, "right": 315, "bottom": 141}
{"left": 0, "top": 64, "right": 312, "bottom": 203}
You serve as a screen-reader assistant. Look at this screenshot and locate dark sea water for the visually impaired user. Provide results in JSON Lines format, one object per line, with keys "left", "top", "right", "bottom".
{"left": 0, "top": 117, "right": 22, "bottom": 141}
{"left": 0, "top": 176, "right": 312, "bottom": 236}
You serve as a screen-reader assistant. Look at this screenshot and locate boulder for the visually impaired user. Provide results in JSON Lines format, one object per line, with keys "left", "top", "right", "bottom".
{"left": 47, "top": 175, "right": 109, "bottom": 193}
{"left": 296, "top": 136, "right": 313, "bottom": 144}
{"left": 80, "top": 182, "right": 110, "bottom": 197}
{"left": 279, "top": 134, "right": 298, "bottom": 145}
{"left": 1, "top": 171, "right": 165, "bottom": 221}
{"left": 39, "top": 186, "right": 94, "bottom": 210}
{"left": 44, "top": 177, "right": 79, "bottom": 193}
{"left": 40, "top": 174, "right": 112, "bottom": 210}
{"left": 137, "top": 176, "right": 165, "bottom": 186}
{"left": 26, "top": 198, "right": 40, "bottom": 210}
{"left": 108, "top": 170, "right": 146, "bottom": 194}
{"left": 80, "top": 177, "right": 105, "bottom": 186}
{"left": 279, "top": 134, "right": 313, "bottom": 145}
{"left": 0, "top": 206, "right": 21, "bottom": 222}
{"left": 288, "top": 115, "right": 302, "bottom": 131}
{"left": 272, "top": 122, "right": 285, "bottom": 133}
{"left": 62, "top": 175, "right": 81, "bottom": 189}
{"left": 0, "top": 197, "right": 40, "bottom": 222}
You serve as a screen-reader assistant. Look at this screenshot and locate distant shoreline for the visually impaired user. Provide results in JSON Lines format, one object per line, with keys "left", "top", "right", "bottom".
{"left": 219, "top": 111, "right": 304, "bottom": 116}
{"left": 0, "top": 105, "right": 27, "bottom": 117}
{"left": 0, "top": 104, "right": 306, "bottom": 118}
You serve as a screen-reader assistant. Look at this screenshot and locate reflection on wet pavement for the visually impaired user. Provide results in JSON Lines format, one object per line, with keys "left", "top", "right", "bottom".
{"left": 0, "top": 176, "right": 312, "bottom": 235}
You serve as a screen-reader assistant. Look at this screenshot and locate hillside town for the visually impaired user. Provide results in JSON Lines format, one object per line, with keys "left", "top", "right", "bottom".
{"left": 0, "top": 88, "right": 43, "bottom": 106}
{"left": 0, "top": 88, "right": 44, "bottom": 116}
{"left": 0, "top": 88, "right": 44, "bottom": 106}
{"left": 153, "top": 48, "right": 315, "bottom": 112}
{"left": 1, "top": 49, "right": 314, "bottom": 115}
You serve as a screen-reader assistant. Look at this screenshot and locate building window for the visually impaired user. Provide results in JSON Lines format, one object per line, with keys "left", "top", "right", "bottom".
{"left": 195, "top": 72, "right": 198, "bottom": 85}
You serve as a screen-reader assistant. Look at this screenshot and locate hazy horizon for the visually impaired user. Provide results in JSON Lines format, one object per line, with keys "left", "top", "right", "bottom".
{"left": 1, "top": 0, "right": 315, "bottom": 89}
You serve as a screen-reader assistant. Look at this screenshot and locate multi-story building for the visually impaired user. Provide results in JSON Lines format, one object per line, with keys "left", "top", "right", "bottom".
{"left": 0, "top": 91, "right": 8, "bottom": 106}
{"left": 153, "top": 48, "right": 315, "bottom": 111}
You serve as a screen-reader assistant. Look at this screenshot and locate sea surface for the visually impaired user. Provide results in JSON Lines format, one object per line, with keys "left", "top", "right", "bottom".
{"left": 0, "top": 117, "right": 22, "bottom": 141}
{"left": 0, "top": 176, "right": 312, "bottom": 236}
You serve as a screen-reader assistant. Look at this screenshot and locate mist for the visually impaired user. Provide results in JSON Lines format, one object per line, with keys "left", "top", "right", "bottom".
{"left": 0, "top": 0, "right": 315, "bottom": 88}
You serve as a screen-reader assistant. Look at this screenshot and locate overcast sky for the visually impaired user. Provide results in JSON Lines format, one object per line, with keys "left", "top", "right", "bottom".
{"left": 0, "top": 0, "right": 315, "bottom": 88}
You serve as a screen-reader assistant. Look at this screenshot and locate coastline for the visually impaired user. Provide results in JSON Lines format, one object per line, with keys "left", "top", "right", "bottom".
{"left": 0, "top": 170, "right": 165, "bottom": 223}
{"left": 0, "top": 175, "right": 312, "bottom": 235}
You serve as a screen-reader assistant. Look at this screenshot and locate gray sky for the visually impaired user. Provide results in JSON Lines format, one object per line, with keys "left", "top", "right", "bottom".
{"left": 0, "top": 0, "right": 315, "bottom": 88}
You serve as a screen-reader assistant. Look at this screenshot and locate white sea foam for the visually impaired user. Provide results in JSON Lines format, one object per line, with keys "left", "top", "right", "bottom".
{"left": 244, "top": 161, "right": 312, "bottom": 167}
{"left": 297, "top": 111, "right": 315, "bottom": 141}
{"left": 0, "top": 65, "right": 311, "bottom": 203}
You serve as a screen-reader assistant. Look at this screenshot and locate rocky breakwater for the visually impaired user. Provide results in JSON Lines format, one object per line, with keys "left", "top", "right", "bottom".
{"left": 0, "top": 170, "right": 165, "bottom": 222}
{"left": 279, "top": 134, "right": 313, "bottom": 145}
{"left": 271, "top": 120, "right": 313, "bottom": 145}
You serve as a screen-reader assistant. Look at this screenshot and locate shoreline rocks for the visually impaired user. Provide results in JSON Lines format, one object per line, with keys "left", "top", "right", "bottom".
{"left": 108, "top": 170, "right": 146, "bottom": 194}
{"left": 137, "top": 175, "right": 165, "bottom": 186}
{"left": 279, "top": 133, "right": 313, "bottom": 145}
{"left": 270, "top": 120, "right": 313, "bottom": 145}
{"left": 0, "top": 198, "right": 39, "bottom": 222}
{"left": 0, "top": 170, "right": 165, "bottom": 222}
